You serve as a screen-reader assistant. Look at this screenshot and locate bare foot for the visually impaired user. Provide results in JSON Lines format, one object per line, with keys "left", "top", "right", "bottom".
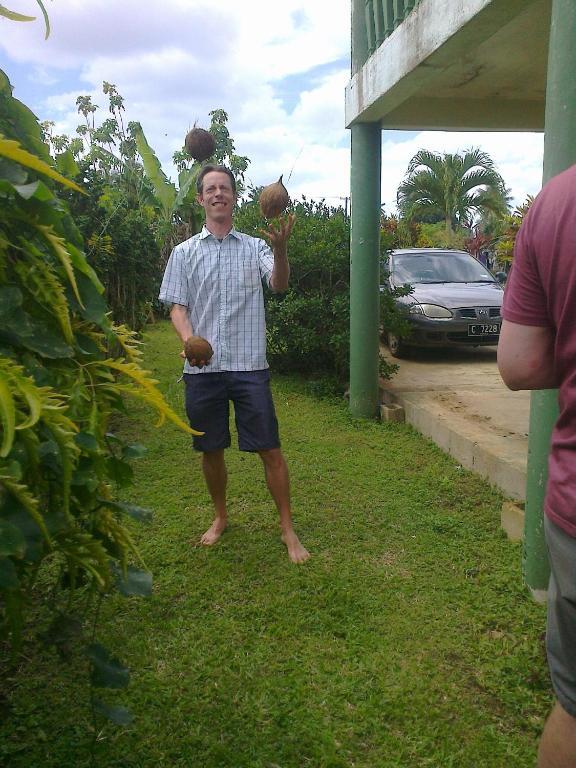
{"left": 200, "top": 518, "right": 227, "bottom": 546}
{"left": 282, "top": 530, "right": 310, "bottom": 564}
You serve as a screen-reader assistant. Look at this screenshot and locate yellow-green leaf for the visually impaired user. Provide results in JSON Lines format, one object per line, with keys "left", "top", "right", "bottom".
{"left": 0, "top": 475, "right": 51, "bottom": 543}
{"left": 0, "top": 136, "right": 83, "bottom": 193}
{"left": 0, "top": 6, "right": 35, "bottom": 23}
{"left": 35, "top": 224, "right": 83, "bottom": 308}
{"left": 95, "top": 360, "right": 202, "bottom": 435}
{"left": 0, "top": 375, "right": 16, "bottom": 457}
{"left": 14, "top": 377, "right": 43, "bottom": 432}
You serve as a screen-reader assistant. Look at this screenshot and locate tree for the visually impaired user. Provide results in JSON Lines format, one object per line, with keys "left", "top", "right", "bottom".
{"left": 42, "top": 85, "right": 167, "bottom": 330}
{"left": 139, "top": 107, "right": 250, "bottom": 267}
{"left": 397, "top": 148, "right": 509, "bottom": 235}
{"left": 43, "top": 85, "right": 252, "bottom": 328}
{"left": 173, "top": 109, "right": 249, "bottom": 195}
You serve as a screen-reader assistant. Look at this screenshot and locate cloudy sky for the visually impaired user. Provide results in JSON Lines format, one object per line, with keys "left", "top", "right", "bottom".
{"left": 1, "top": 0, "right": 545, "bottom": 213}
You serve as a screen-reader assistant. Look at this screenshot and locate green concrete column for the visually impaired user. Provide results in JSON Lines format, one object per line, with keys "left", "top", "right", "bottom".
{"left": 349, "top": 123, "right": 381, "bottom": 419}
{"left": 524, "top": 0, "right": 576, "bottom": 600}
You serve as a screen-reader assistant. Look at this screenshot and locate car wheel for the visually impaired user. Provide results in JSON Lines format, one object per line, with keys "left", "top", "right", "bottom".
{"left": 387, "top": 332, "right": 406, "bottom": 358}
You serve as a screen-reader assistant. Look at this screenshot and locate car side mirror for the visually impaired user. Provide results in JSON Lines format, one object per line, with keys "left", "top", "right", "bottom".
{"left": 495, "top": 271, "right": 507, "bottom": 284}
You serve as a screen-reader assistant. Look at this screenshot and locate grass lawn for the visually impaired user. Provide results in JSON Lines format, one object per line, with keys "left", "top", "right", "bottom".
{"left": 1, "top": 321, "right": 551, "bottom": 767}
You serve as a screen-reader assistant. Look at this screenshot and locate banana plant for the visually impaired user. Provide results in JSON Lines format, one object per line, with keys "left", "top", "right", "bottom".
{"left": 131, "top": 121, "right": 201, "bottom": 247}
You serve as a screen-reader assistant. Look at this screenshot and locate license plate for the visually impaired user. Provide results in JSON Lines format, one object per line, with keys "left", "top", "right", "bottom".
{"left": 468, "top": 323, "right": 500, "bottom": 336}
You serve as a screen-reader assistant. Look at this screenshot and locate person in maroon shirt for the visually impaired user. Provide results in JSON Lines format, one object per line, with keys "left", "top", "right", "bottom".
{"left": 498, "top": 164, "right": 576, "bottom": 768}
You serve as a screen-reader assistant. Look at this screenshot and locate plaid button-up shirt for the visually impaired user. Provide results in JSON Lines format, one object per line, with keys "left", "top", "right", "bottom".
{"left": 159, "top": 226, "right": 274, "bottom": 374}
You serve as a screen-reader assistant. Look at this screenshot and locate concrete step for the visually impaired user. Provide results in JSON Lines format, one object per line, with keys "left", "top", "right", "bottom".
{"left": 379, "top": 382, "right": 528, "bottom": 502}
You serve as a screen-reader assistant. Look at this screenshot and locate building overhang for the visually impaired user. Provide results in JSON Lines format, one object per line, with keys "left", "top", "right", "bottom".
{"left": 345, "top": 0, "right": 551, "bottom": 132}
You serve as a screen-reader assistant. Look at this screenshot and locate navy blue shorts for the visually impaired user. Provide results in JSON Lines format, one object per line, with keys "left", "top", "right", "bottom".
{"left": 184, "top": 370, "right": 280, "bottom": 453}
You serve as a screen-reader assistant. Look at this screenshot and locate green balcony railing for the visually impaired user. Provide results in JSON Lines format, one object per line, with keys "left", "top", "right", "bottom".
{"left": 364, "top": 0, "right": 421, "bottom": 55}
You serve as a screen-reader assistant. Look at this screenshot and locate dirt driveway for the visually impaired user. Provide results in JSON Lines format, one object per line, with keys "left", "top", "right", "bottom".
{"left": 379, "top": 344, "right": 530, "bottom": 500}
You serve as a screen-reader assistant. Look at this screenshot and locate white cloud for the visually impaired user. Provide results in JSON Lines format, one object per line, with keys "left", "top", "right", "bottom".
{"left": 0, "top": 0, "right": 544, "bottom": 212}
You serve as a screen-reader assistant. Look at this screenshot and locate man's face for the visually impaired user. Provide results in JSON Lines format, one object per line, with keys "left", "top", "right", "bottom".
{"left": 197, "top": 171, "right": 236, "bottom": 221}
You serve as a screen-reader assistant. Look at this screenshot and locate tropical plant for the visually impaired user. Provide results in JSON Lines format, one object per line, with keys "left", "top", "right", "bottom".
{"left": 380, "top": 211, "right": 418, "bottom": 251}
{"left": 173, "top": 108, "right": 249, "bottom": 192}
{"left": 414, "top": 221, "right": 467, "bottom": 249}
{"left": 493, "top": 195, "right": 535, "bottom": 265}
{"left": 0, "top": 70, "right": 198, "bottom": 725}
{"left": 132, "top": 120, "right": 200, "bottom": 252}
{"left": 137, "top": 107, "right": 250, "bottom": 267}
{"left": 42, "top": 84, "right": 163, "bottom": 330}
{"left": 397, "top": 148, "right": 509, "bottom": 235}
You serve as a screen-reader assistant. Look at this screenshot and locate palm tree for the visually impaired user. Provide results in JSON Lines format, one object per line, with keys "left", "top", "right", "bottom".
{"left": 397, "top": 148, "right": 509, "bottom": 235}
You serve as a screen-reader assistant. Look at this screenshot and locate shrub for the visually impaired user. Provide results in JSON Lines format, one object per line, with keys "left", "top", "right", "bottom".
{"left": 235, "top": 196, "right": 351, "bottom": 381}
{"left": 0, "top": 71, "right": 195, "bottom": 724}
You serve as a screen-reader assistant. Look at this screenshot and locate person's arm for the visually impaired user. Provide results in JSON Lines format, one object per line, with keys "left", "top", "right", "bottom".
{"left": 261, "top": 213, "right": 295, "bottom": 293}
{"left": 497, "top": 319, "right": 558, "bottom": 390}
{"left": 170, "top": 304, "right": 193, "bottom": 364}
{"left": 170, "top": 303, "right": 193, "bottom": 343}
{"left": 170, "top": 304, "right": 211, "bottom": 368}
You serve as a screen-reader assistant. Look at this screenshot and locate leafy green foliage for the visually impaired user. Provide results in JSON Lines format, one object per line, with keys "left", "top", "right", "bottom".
{"left": 234, "top": 195, "right": 413, "bottom": 383}
{"left": 235, "top": 196, "right": 351, "bottom": 381}
{"left": 173, "top": 108, "right": 250, "bottom": 195}
{"left": 0, "top": 71, "right": 195, "bottom": 723}
{"left": 493, "top": 195, "right": 534, "bottom": 265}
{"left": 132, "top": 120, "right": 200, "bottom": 245}
{"left": 46, "top": 86, "right": 252, "bottom": 328}
{"left": 414, "top": 221, "right": 468, "bottom": 249}
{"left": 42, "top": 84, "right": 162, "bottom": 331}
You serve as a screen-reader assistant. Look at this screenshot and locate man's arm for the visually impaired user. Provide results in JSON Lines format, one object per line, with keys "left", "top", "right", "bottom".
{"left": 497, "top": 319, "right": 558, "bottom": 390}
{"left": 170, "top": 303, "right": 193, "bottom": 343}
{"left": 261, "top": 214, "right": 295, "bottom": 293}
{"left": 169, "top": 304, "right": 211, "bottom": 367}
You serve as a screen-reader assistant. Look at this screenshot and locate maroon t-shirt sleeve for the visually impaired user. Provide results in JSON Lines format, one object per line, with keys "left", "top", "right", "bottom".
{"left": 501, "top": 211, "right": 551, "bottom": 327}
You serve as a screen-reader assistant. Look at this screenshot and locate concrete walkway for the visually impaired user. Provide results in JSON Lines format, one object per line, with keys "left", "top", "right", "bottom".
{"left": 379, "top": 345, "right": 530, "bottom": 502}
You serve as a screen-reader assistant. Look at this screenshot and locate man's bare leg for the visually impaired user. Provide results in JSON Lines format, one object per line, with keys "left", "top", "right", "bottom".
{"left": 258, "top": 448, "right": 310, "bottom": 564}
{"left": 200, "top": 450, "right": 228, "bottom": 545}
{"left": 538, "top": 701, "right": 576, "bottom": 768}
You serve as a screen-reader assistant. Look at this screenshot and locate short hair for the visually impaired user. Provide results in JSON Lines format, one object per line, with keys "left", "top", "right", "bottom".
{"left": 196, "top": 164, "right": 237, "bottom": 195}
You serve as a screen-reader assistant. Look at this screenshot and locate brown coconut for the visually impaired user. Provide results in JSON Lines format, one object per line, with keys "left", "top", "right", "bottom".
{"left": 184, "top": 335, "right": 213, "bottom": 365}
{"left": 184, "top": 126, "right": 216, "bottom": 162}
{"left": 259, "top": 175, "right": 290, "bottom": 219}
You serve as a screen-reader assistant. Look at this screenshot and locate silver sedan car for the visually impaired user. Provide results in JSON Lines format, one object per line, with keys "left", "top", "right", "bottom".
{"left": 381, "top": 248, "right": 505, "bottom": 357}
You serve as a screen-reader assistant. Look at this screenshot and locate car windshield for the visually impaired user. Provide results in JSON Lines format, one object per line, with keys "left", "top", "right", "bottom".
{"left": 391, "top": 252, "right": 496, "bottom": 285}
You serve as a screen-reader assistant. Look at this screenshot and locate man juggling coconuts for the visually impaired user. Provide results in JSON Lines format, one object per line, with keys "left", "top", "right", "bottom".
{"left": 159, "top": 148, "right": 310, "bottom": 564}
